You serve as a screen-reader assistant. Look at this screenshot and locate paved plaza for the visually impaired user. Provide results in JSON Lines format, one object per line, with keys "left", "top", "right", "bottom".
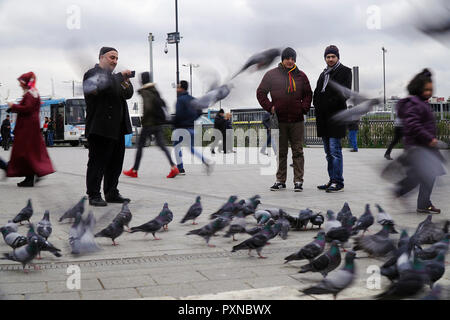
{"left": 0, "top": 145, "right": 449, "bottom": 300}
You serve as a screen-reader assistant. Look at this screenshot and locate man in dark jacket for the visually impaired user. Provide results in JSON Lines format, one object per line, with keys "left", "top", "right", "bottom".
{"left": 257, "top": 47, "right": 312, "bottom": 192}
{"left": 173, "top": 80, "right": 213, "bottom": 175}
{"left": 211, "top": 109, "right": 226, "bottom": 154}
{"left": 123, "top": 72, "right": 178, "bottom": 179}
{"left": 1, "top": 115, "right": 11, "bottom": 150}
{"left": 83, "top": 47, "right": 133, "bottom": 206}
{"left": 314, "top": 45, "right": 352, "bottom": 193}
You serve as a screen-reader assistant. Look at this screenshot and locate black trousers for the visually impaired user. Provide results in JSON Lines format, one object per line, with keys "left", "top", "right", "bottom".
{"left": 1, "top": 134, "right": 10, "bottom": 150}
{"left": 396, "top": 169, "right": 436, "bottom": 210}
{"left": 385, "top": 126, "right": 403, "bottom": 155}
{"left": 86, "top": 134, "right": 125, "bottom": 199}
{"left": 133, "top": 126, "right": 174, "bottom": 171}
{"left": 0, "top": 157, "right": 7, "bottom": 171}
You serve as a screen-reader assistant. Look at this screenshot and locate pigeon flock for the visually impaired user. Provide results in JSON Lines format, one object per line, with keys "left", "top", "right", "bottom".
{"left": 0, "top": 196, "right": 448, "bottom": 300}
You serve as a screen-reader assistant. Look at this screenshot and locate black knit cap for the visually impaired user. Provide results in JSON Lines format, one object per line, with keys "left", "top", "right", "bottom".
{"left": 141, "top": 72, "right": 153, "bottom": 85}
{"left": 99, "top": 46, "right": 118, "bottom": 58}
{"left": 324, "top": 45, "right": 340, "bottom": 59}
{"left": 281, "top": 47, "right": 297, "bottom": 62}
{"left": 219, "top": 109, "right": 224, "bottom": 114}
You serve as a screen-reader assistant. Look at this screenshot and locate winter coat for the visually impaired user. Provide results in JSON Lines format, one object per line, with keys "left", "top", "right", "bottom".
{"left": 138, "top": 83, "right": 167, "bottom": 127}
{"left": 174, "top": 91, "right": 201, "bottom": 129}
{"left": 257, "top": 63, "right": 312, "bottom": 123}
{"left": 1, "top": 119, "right": 11, "bottom": 137}
{"left": 83, "top": 64, "right": 133, "bottom": 140}
{"left": 313, "top": 63, "right": 352, "bottom": 138}
{"left": 7, "top": 89, "right": 55, "bottom": 177}
{"left": 214, "top": 114, "right": 226, "bottom": 134}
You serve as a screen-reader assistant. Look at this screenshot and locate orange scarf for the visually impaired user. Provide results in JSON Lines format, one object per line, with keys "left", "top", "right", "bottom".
{"left": 287, "top": 65, "right": 297, "bottom": 93}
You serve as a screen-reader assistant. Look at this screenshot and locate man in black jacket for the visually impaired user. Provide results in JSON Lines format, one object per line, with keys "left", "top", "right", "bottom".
{"left": 83, "top": 47, "right": 134, "bottom": 206}
{"left": 211, "top": 109, "right": 226, "bottom": 154}
{"left": 1, "top": 115, "right": 11, "bottom": 150}
{"left": 313, "top": 45, "right": 352, "bottom": 193}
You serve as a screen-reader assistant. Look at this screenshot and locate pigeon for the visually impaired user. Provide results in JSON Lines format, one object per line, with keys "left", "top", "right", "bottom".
{"left": 59, "top": 196, "right": 86, "bottom": 222}
{"left": 300, "top": 251, "right": 357, "bottom": 300}
{"left": 231, "top": 48, "right": 282, "bottom": 79}
{"left": 12, "top": 199, "right": 33, "bottom": 225}
{"left": 112, "top": 200, "right": 132, "bottom": 231}
{"left": 224, "top": 214, "right": 247, "bottom": 241}
{"left": 278, "top": 216, "right": 291, "bottom": 240}
{"left": 190, "top": 84, "right": 232, "bottom": 111}
{"left": 69, "top": 212, "right": 84, "bottom": 254}
{"left": 309, "top": 213, "right": 325, "bottom": 230}
{"left": 375, "top": 256, "right": 427, "bottom": 300}
{"left": 351, "top": 204, "right": 374, "bottom": 235}
{"left": 381, "top": 232, "right": 418, "bottom": 282}
{"left": 244, "top": 195, "right": 261, "bottom": 212}
{"left": 336, "top": 202, "right": 353, "bottom": 223}
{"left": 0, "top": 226, "right": 28, "bottom": 249}
{"left": 27, "top": 224, "right": 61, "bottom": 259}
{"left": 130, "top": 215, "right": 165, "bottom": 240}
{"left": 95, "top": 219, "right": 125, "bottom": 246}
{"left": 421, "top": 284, "right": 442, "bottom": 300}
{"left": 413, "top": 215, "right": 449, "bottom": 245}
{"left": 254, "top": 210, "right": 271, "bottom": 226}
{"left": 422, "top": 251, "right": 446, "bottom": 289}
{"left": 181, "top": 196, "right": 203, "bottom": 225}
{"left": 78, "top": 211, "right": 101, "bottom": 254}
{"left": 284, "top": 231, "right": 326, "bottom": 263}
{"left": 231, "top": 200, "right": 246, "bottom": 216}
{"left": 297, "top": 209, "right": 314, "bottom": 230}
{"left": 187, "top": 212, "right": 232, "bottom": 247}
{"left": 2, "top": 221, "right": 18, "bottom": 233}
{"left": 36, "top": 210, "right": 52, "bottom": 240}
{"left": 415, "top": 234, "right": 449, "bottom": 260}
{"left": 325, "top": 216, "right": 354, "bottom": 245}
{"left": 324, "top": 210, "right": 341, "bottom": 233}
{"left": 298, "top": 240, "right": 342, "bottom": 277}
{"left": 231, "top": 232, "right": 270, "bottom": 259}
{"left": 375, "top": 204, "right": 398, "bottom": 233}
{"left": 353, "top": 224, "right": 397, "bottom": 257}
{"left": 210, "top": 196, "right": 237, "bottom": 220}
{"left": 157, "top": 203, "right": 173, "bottom": 231}
{"left": 1, "top": 235, "right": 40, "bottom": 272}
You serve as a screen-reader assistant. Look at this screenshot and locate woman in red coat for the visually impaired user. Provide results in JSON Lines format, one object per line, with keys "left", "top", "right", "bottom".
{"left": 6, "top": 72, "right": 55, "bottom": 187}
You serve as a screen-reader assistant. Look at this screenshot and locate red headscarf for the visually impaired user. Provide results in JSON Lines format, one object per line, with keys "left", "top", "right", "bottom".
{"left": 18, "top": 72, "right": 37, "bottom": 89}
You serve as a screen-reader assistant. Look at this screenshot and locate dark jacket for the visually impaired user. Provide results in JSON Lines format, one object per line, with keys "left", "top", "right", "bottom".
{"left": 83, "top": 64, "right": 133, "bottom": 140}
{"left": 174, "top": 91, "right": 200, "bottom": 129}
{"left": 138, "top": 83, "right": 167, "bottom": 127}
{"left": 397, "top": 96, "right": 436, "bottom": 148}
{"left": 1, "top": 119, "right": 11, "bottom": 137}
{"left": 313, "top": 63, "right": 352, "bottom": 138}
{"left": 214, "top": 113, "right": 226, "bottom": 133}
{"left": 257, "top": 63, "right": 312, "bottom": 123}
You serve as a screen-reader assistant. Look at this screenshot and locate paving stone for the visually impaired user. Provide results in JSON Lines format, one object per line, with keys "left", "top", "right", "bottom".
{"left": 137, "top": 283, "right": 200, "bottom": 298}
{"left": 150, "top": 270, "right": 208, "bottom": 285}
{"left": 47, "top": 279, "right": 103, "bottom": 293}
{"left": 80, "top": 288, "right": 141, "bottom": 300}
{"left": 0, "top": 282, "right": 47, "bottom": 295}
{"left": 25, "top": 292, "right": 81, "bottom": 300}
{"left": 99, "top": 275, "right": 156, "bottom": 289}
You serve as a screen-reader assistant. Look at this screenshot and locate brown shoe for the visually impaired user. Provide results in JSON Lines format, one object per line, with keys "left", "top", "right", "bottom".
{"left": 417, "top": 205, "right": 441, "bottom": 214}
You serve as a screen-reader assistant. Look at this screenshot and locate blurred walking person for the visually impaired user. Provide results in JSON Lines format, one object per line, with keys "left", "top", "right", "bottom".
{"left": 1, "top": 115, "right": 11, "bottom": 150}
{"left": 6, "top": 72, "right": 55, "bottom": 187}
{"left": 384, "top": 107, "right": 403, "bottom": 160}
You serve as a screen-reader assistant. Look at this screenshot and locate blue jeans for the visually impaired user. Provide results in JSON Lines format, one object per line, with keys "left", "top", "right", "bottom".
{"left": 322, "top": 137, "right": 344, "bottom": 186}
{"left": 47, "top": 131, "right": 54, "bottom": 146}
{"left": 173, "top": 128, "right": 206, "bottom": 170}
{"left": 348, "top": 130, "right": 358, "bottom": 150}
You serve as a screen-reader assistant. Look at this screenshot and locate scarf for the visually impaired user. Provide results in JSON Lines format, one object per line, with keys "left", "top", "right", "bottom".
{"left": 321, "top": 61, "right": 341, "bottom": 93}
{"left": 279, "top": 63, "right": 298, "bottom": 94}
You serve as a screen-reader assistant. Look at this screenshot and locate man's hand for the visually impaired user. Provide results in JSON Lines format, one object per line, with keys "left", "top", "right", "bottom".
{"left": 121, "top": 70, "right": 133, "bottom": 80}
{"left": 429, "top": 138, "right": 438, "bottom": 147}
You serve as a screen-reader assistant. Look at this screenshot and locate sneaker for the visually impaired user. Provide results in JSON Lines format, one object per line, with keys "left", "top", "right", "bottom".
{"left": 384, "top": 154, "right": 393, "bottom": 160}
{"left": 417, "top": 205, "right": 441, "bottom": 214}
{"left": 166, "top": 167, "right": 180, "bottom": 178}
{"left": 350, "top": 149, "right": 358, "bottom": 152}
{"left": 317, "top": 181, "right": 331, "bottom": 190}
{"left": 178, "top": 168, "right": 186, "bottom": 175}
{"left": 17, "top": 178, "right": 34, "bottom": 187}
{"left": 105, "top": 193, "right": 130, "bottom": 204}
{"left": 294, "top": 182, "right": 303, "bottom": 192}
{"left": 89, "top": 197, "right": 107, "bottom": 207}
{"left": 123, "top": 168, "right": 138, "bottom": 178}
{"left": 326, "top": 183, "right": 344, "bottom": 193}
{"left": 270, "top": 182, "right": 286, "bottom": 191}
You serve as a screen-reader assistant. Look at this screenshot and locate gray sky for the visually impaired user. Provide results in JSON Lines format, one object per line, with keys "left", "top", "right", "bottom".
{"left": 0, "top": 0, "right": 449, "bottom": 112}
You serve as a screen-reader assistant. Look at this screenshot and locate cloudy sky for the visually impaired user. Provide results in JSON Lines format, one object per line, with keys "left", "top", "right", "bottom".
{"left": 0, "top": 0, "right": 449, "bottom": 112}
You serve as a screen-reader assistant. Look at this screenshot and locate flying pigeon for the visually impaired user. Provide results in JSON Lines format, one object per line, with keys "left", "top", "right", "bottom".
{"left": 298, "top": 240, "right": 342, "bottom": 277}
{"left": 1, "top": 234, "right": 41, "bottom": 272}
{"left": 324, "top": 210, "right": 341, "bottom": 233}
{"left": 0, "top": 226, "right": 28, "bottom": 249}
{"left": 112, "top": 200, "right": 132, "bottom": 231}
{"left": 59, "top": 196, "right": 86, "bottom": 222}
{"left": 12, "top": 199, "right": 33, "bottom": 225}
{"left": 36, "top": 210, "right": 52, "bottom": 240}
{"left": 231, "top": 48, "right": 282, "bottom": 79}
{"left": 353, "top": 224, "right": 397, "bottom": 257}
{"left": 95, "top": 219, "right": 125, "bottom": 246}
{"left": 300, "top": 251, "right": 357, "bottom": 300}
{"left": 69, "top": 211, "right": 100, "bottom": 254}
{"left": 158, "top": 203, "right": 173, "bottom": 231}
{"left": 190, "top": 84, "right": 232, "bottom": 111}
{"left": 284, "top": 231, "right": 326, "bottom": 263}
{"left": 351, "top": 204, "right": 374, "bottom": 236}
{"left": 181, "top": 196, "right": 203, "bottom": 225}
{"left": 187, "top": 212, "right": 232, "bottom": 247}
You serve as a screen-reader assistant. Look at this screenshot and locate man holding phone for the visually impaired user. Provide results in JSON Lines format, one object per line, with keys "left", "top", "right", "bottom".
{"left": 83, "top": 46, "right": 134, "bottom": 206}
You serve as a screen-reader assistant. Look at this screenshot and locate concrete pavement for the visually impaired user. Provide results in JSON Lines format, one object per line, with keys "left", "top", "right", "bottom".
{"left": 0, "top": 145, "right": 449, "bottom": 300}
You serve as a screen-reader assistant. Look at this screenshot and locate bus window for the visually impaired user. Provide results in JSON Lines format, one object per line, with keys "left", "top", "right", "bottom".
{"left": 65, "top": 99, "right": 86, "bottom": 125}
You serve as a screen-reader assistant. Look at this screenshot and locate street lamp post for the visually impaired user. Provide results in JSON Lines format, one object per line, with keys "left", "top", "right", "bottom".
{"left": 182, "top": 63, "right": 199, "bottom": 95}
{"left": 165, "top": 0, "right": 181, "bottom": 85}
{"left": 63, "top": 80, "right": 81, "bottom": 97}
{"left": 148, "top": 33, "right": 155, "bottom": 81}
{"left": 382, "top": 47, "right": 387, "bottom": 110}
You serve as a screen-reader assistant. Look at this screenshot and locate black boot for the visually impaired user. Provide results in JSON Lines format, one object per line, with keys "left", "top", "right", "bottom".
{"left": 17, "top": 175, "right": 34, "bottom": 187}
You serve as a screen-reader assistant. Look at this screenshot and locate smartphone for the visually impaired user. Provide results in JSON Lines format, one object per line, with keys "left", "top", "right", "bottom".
{"left": 129, "top": 71, "right": 136, "bottom": 78}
